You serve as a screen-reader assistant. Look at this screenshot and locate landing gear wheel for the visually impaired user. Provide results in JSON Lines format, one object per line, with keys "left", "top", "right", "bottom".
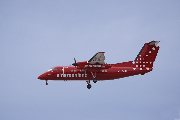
{"left": 87, "top": 84, "right": 92, "bottom": 89}
{"left": 93, "top": 78, "right": 97, "bottom": 83}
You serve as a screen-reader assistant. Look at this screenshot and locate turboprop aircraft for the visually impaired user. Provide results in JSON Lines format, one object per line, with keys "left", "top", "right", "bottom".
{"left": 38, "top": 41, "right": 160, "bottom": 89}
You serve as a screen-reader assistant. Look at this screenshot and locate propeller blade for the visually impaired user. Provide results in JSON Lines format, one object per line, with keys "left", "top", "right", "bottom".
{"left": 74, "top": 58, "right": 76, "bottom": 64}
{"left": 72, "top": 58, "right": 77, "bottom": 68}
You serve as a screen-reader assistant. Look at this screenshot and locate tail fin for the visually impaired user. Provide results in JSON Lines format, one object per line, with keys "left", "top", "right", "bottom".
{"left": 132, "top": 41, "right": 160, "bottom": 69}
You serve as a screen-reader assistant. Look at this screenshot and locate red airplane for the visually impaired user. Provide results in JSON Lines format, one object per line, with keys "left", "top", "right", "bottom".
{"left": 38, "top": 41, "right": 160, "bottom": 89}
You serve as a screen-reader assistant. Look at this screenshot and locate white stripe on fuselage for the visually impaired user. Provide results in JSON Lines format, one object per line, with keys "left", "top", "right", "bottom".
{"left": 58, "top": 67, "right": 87, "bottom": 78}
{"left": 59, "top": 73, "right": 87, "bottom": 78}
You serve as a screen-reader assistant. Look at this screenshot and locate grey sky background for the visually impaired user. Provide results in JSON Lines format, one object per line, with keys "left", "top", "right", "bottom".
{"left": 0, "top": 0, "right": 180, "bottom": 120}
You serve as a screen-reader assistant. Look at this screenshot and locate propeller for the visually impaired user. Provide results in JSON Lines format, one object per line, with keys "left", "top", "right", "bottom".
{"left": 72, "top": 58, "right": 77, "bottom": 68}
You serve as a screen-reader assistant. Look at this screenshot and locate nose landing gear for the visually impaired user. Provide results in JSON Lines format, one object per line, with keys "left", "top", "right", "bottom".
{"left": 45, "top": 80, "right": 48, "bottom": 85}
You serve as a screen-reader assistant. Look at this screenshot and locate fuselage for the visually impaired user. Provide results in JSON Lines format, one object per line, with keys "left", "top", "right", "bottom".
{"left": 38, "top": 65, "right": 152, "bottom": 81}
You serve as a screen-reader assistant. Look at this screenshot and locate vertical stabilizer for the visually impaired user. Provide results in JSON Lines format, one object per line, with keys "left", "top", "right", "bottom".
{"left": 132, "top": 41, "right": 160, "bottom": 69}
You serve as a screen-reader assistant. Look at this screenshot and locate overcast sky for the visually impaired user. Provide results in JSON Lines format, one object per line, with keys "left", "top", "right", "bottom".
{"left": 0, "top": 0, "right": 180, "bottom": 120}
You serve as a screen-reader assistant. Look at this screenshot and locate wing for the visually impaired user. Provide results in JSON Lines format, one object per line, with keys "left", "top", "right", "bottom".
{"left": 88, "top": 52, "right": 105, "bottom": 64}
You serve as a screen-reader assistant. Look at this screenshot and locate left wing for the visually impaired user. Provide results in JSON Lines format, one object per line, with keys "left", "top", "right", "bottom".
{"left": 88, "top": 52, "right": 105, "bottom": 64}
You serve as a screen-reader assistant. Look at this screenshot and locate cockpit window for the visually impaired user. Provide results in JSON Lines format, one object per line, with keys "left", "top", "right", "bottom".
{"left": 52, "top": 68, "right": 57, "bottom": 70}
{"left": 47, "top": 68, "right": 57, "bottom": 71}
{"left": 47, "top": 69, "right": 52, "bottom": 71}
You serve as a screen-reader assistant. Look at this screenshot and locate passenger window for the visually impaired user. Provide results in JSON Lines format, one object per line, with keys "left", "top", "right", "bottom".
{"left": 105, "top": 70, "right": 107, "bottom": 72}
{"left": 74, "top": 70, "right": 76, "bottom": 72}
{"left": 71, "top": 70, "right": 73, "bottom": 72}
{"left": 102, "top": 70, "right": 104, "bottom": 72}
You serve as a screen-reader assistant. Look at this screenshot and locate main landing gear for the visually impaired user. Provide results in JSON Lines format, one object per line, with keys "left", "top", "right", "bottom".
{"left": 91, "top": 72, "right": 97, "bottom": 83}
{"left": 86, "top": 71, "right": 98, "bottom": 89}
{"left": 87, "top": 84, "right": 92, "bottom": 89}
{"left": 93, "top": 78, "right": 97, "bottom": 83}
{"left": 86, "top": 80, "right": 91, "bottom": 89}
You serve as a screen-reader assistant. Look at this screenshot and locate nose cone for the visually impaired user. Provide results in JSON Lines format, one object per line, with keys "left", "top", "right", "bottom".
{"left": 38, "top": 74, "right": 45, "bottom": 80}
{"left": 38, "top": 75, "right": 42, "bottom": 79}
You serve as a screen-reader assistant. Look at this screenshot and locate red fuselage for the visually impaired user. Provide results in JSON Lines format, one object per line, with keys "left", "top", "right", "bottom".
{"left": 38, "top": 65, "right": 152, "bottom": 81}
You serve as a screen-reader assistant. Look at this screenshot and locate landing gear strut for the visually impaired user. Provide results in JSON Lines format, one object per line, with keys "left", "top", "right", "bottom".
{"left": 46, "top": 80, "right": 48, "bottom": 85}
{"left": 86, "top": 80, "right": 91, "bottom": 89}
{"left": 91, "top": 72, "right": 97, "bottom": 83}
